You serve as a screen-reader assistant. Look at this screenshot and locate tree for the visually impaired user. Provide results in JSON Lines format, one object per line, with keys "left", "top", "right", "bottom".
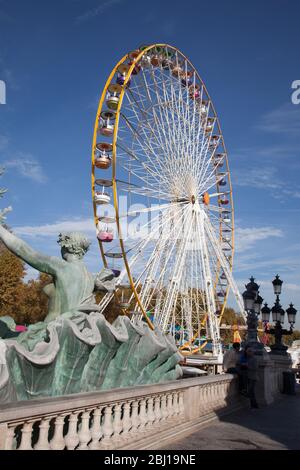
{"left": 17, "top": 273, "right": 51, "bottom": 324}
{"left": 220, "top": 307, "right": 246, "bottom": 345}
{"left": 283, "top": 329, "right": 300, "bottom": 347}
{"left": 0, "top": 241, "right": 26, "bottom": 319}
{"left": 0, "top": 169, "right": 50, "bottom": 325}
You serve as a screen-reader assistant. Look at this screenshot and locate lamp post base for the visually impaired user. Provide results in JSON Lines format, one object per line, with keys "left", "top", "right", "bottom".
{"left": 245, "top": 341, "right": 266, "bottom": 355}
{"left": 270, "top": 344, "right": 288, "bottom": 355}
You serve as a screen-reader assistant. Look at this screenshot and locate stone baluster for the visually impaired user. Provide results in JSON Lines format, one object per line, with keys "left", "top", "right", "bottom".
{"left": 219, "top": 383, "right": 224, "bottom": 407}
{"left": 198, "top": 386, "right": 204, "bottom": 416}
{"left": 121, "top": 401, "right": 132, "bottom": 441}
{"left": 50, "top": 415, "right": 66, "bottom": 450}
{"left": 218, "top": 383, "right": 224, "bottom": 408}
{"left": 219, "top": 383, "right": 225, "bottom": 408}
{"left": 223, "top": 381, "right": 229, "bottom": 407}
{"left": 77, "top": 410, "right": 92, "bottom": 450}
{"left": 213, "top": 384, "right": 220, "bottom": 410}
{"left": 166, "top": 393, "right": 174, "bottom": 420}
{"left": 64, "top": 412, "right": 80, "bottom": 450}
{"left": 111, "top": 403, "right": 123, "bottom": 446}
{"left": 153, "top": 395, "right": 162, "bottom": 427}
{"left": 209, "top": 384, "right": 214, "bottom": 409}
{"left": 34, "top": 417, "right": 51, "bottom": 450}
{"left": 178, "top": 391, "right": 184, "bottom": 417}
{"left": 89, "top": 407, "right": 103, "bottom": 450}
{"left": 5, "top": 425, "right": 16, "bottom": 450}
{"left": 145, "top": 397, "right": 155, "bottom": 429}
{"left": 99, "top": 405, "right": 114, "bottom": 449}
{"left": 213, "top": 384, "right": 219, "bottom": 410}
{"left": 18, "top": 421, "right": 34, "bottom": 450}
{"left": 160, "top": 394, "right": 168, "bottom": 423}
{"left": 206, "top": 385, "right": 212, "bottom": 411}
{"left": 129, "top": 400, "right": 140, "bottom": 435}
{"left": 173, "top": 392, "right": 180, "bottom": 420}
{"left": 138, "top": 398, "right": 147, "bottom": 433}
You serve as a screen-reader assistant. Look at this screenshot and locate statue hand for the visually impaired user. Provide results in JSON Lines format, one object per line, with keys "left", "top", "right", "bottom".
{"left": 94, "top": 268, "right": 116, "bottom": 293}
{"left": 0, "top": 206, "right": 12, "bottom": 224}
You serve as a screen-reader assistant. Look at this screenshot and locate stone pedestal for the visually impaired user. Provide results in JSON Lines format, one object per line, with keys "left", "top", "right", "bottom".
{"left": 269, "top": 353, "right": 292, "bottom": 397}
{"left": 254, "top": 352, "right": 293, "bottom": 406}
{"left": 255, "top": 353, "right": 274, "bottom": 406}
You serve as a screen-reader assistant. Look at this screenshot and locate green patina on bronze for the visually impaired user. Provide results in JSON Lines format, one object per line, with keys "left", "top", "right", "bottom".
{"left": 0, "top": 225, "right": 182, "bottom": 403}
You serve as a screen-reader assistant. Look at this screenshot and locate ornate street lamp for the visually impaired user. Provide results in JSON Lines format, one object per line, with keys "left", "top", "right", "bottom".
{"left": 242, "top": 277, "right": 265, "bottom": 354}
{"left": 271, "top": 299, "right": 285, "bottom": 323}
{"left": 242, "top": 287, "right": 256, "bottom": 311}
{"left": 263, "top": 276, "right": 297, "bottom": 355}
{"left": 244, "top": 274, "right": 298, "bottom": 355}
{"left": 261, "top": 303, "right": 271, "bottom": 323}
{"left": 245, "top": 276, "right": 260, "bottom": 299}
{"left": 286, "top": 303, "right": 297, "bottom": 326}
{"left": 272, "top": 274, "right": 283, "bottom": 295}
{"left": 254, "top": 294, "right": 264, "bottom": 315}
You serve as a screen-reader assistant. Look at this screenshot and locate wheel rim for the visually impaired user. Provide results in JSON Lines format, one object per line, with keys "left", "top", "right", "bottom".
{"left": 92, "top": 44, "right": 235, "bottom": 354}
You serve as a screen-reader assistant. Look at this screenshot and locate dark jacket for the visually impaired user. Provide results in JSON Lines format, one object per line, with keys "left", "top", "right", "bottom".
{"left": 0, "top": 320, "right": 20, "bottom": 339}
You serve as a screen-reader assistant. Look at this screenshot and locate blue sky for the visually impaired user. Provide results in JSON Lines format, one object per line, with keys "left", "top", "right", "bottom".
{"left": 0, "top": 0, "right": 300, "bottom": 326}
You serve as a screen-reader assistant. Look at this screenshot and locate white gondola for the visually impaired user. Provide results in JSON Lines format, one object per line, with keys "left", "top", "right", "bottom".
{"left": 97, "top": 225, "right": 114, "bottom": 243}
{"left": 116, "top": 63, "right": 131, "bottom": 87}
{"left": 91, "top": 44, "right": 246, "bottom": 359}
{"left": 106, "top": 83, "right": 122, "bottom": 111}
{"left": 199, "top": 99, "right": 209, "bottom": 116}
{"left": 94, "top": 192, "right": 110, "bottom": 205}
{"left": 116, "top": 283, "right": 131, "bottom": 309}
{"left": 95, "top": 143, "right": 112, "bottom": 170}
{"left": 98, "top": 111, "right": 116, "bottom": 137}
{"left": 205, "top": 117, "right": 215, "bottom": 133}
{"left": 210, "top": 135, "right": 220, "bottom": 148}
{"left": 97, "top": 215, "right": 115, "bottom": 224}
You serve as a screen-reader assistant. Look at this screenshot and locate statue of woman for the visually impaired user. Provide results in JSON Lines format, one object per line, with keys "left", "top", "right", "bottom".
{"left": 0, "top": 225, "right": 115, "bottom": 323}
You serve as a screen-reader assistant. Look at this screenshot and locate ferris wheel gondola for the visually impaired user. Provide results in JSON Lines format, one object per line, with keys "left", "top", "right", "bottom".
{"left": 91, "top": 44, "right": 246, "bottom": 356}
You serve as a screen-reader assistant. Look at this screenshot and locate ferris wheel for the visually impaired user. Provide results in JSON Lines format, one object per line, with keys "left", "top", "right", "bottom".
{"left": 91, "top": 44, "right": 245, "bottom": 356}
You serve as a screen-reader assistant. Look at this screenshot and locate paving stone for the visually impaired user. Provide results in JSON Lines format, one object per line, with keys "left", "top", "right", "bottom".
{"left": 161, "top": 392, "right": 300, "bottom": 450}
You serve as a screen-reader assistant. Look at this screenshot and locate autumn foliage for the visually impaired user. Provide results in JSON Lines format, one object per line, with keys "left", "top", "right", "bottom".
{"left": 0, "top": 240, "right": 50, "bottom": 325}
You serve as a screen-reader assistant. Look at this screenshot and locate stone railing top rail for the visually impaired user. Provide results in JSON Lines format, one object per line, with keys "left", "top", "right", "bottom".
{"left": 0, "top": 374, "right": 234, "bottom": 424}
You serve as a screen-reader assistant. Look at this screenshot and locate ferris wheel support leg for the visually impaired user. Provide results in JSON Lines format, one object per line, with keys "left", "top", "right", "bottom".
{"left": 197, "top": 208, "right": 222, "bottom": 357}
{"left": 204, "top": 214, "right": 247, "bottom": 322}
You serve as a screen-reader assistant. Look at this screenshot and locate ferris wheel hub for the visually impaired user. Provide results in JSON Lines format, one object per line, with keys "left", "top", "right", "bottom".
{"left": 92, "top": 43, "right": 236, "bottom": 356}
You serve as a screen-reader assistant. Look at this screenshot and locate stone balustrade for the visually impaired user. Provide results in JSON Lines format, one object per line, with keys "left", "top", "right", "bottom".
{"left": 0, "top": 374, "right": 243, "bottom": 450}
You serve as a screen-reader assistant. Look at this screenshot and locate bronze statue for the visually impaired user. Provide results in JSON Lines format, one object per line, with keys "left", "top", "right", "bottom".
{"left": 0, "top": 225, "right": 116, "bottom": 322}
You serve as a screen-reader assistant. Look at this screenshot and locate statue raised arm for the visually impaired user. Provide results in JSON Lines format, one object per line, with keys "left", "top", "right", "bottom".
{"left": 0, "top": 224, "right": 64, "bottom": 275}
{"left": 0, "top": 225, "right": 115, "bottom": 322}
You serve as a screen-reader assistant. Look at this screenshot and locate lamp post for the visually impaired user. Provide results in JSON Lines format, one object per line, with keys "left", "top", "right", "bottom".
{"left": 242, "top": 277, "right": 265, "bottom": 354}
{"left": 260, "top": 275, "right": 297, "bottom": 355}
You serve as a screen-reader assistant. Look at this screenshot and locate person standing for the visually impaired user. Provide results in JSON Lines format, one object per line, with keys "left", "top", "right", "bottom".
{"left": 223, "top": 342, "right": 241, "bottom": 374}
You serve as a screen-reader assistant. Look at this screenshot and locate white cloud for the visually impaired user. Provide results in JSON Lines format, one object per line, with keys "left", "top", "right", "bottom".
{"left": 258, "top": 103, "right": 300, "bottom": 135}
{"left": 235, "top": 226, "right": 283, "bottom": 253}
{"left": 232, "top": 166, "right": 300, "bottom": 201}
{"left": 232, "top": 167, "right": 281, "bottom": 190}
{"left": 15, "top": 217, "right": 95, "bottom": 237}
{"left": 75, "top": 0, "right": 123, "bottom": 23}
{"left": 0, "top": 135, "right": 9, "bottom": 151}
{"left": 231, "top": 144, "right": 298, "bottom": 161}
{"left": 4, "top": 154, "right": 47, "bottom": 183}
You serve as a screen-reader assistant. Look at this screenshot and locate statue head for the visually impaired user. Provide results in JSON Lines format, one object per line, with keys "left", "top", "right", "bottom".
{"left": 57, "top": 232, "right": 91, "bottom": 261}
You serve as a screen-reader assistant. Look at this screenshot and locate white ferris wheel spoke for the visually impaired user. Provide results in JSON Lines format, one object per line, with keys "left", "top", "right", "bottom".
{"left": 92, "top": 45, "right": 242, "bottom": 354}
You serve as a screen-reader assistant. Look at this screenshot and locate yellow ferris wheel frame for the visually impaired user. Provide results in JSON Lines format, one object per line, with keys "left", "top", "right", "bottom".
{"left": 91, "top": 43, "right": 235, "bottom": 349}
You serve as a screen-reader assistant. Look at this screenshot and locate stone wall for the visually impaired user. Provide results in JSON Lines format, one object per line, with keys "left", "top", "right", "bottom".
{"left": 0, "top": 375, "right": 244, "bottom": 450}
{"left": 0, "top": 354, "right": 291, "bottom": 450}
